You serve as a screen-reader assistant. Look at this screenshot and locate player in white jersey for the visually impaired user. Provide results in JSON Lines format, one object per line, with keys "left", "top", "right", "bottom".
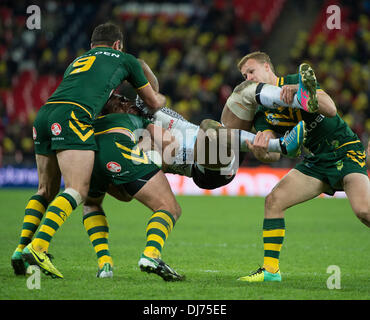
{"left": 104, "top": 93, "right": 306, "bottom": 192}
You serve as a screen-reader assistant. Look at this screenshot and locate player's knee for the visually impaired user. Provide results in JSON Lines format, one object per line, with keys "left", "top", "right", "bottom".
{"left": 37, "top": 186, "right": 58, "bottom": 204}
{"left": 264, "top": 191, "right": 284, "bottom": 215}
{"left": 265, "top": 192, "right": 275, "bottom": 210}
{"left": 200, "top": 119, "right": 221, "bottom": 131}
{"left": 155, "top": 198, "right": 181, "bottom": 221}
{"left": 354, "top": 207, "right": 370, "bottom": 227}
{"left": 167, "top": 201, "right": 181, "bottom": 221}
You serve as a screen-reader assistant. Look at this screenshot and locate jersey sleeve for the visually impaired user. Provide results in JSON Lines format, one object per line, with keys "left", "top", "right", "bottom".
{"left": 124, "top": 54, "right": 149, "bottom": 90}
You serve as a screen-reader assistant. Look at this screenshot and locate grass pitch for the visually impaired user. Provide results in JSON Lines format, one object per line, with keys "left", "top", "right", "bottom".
{"left": 0, "top": 189, "right": 369, "bottom": 300}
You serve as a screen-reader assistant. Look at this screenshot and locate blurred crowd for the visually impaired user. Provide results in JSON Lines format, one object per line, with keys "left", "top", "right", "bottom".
{"left": 0, "top": 0, "right": 369, "bottom": 168}
{"left": 287, "top": 0, "right": 370, "bottom": 148}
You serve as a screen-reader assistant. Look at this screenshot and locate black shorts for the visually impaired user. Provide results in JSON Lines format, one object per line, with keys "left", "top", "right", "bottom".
{"left": 192, "top": 165, "right": 236, "bottom": 189}
{"left": 121, "top": 168, "right": 160, "bottom": 196}
{"left": 191, "top": 151, "right": 245, "bottom": 190}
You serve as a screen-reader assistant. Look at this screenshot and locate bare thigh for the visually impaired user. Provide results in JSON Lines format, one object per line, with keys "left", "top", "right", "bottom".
{"left": 35, "top": 153, "right": 61, "bottom": 203}
{"left": 220, "top": 106, "right": 253, "bottom": 131}
{"left": 343, "top": 173, "right": 370, "bottom": 227}
{"left": 133, "top": 170, "right": 181, "bottom": 220}
{"left": 56, "top": 149, "right": 95, "bottom": 200}
{"left": 265, "top": 168, "right": 328, "bottom": 218}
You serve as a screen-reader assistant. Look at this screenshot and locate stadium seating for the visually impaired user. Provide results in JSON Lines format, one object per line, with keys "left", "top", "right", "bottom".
{"left": 0, "top": 0, "right": 368, "bottom": 168}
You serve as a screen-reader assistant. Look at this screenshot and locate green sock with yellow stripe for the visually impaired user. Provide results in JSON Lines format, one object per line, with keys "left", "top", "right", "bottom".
{"left": 15, "top": 195, "right": 49, "bottom": 253}
{"left": 83, "top": 211, "right": 113, "bottom": 269}
{"left": 263, "top": 218, "right": 285, "bottom": 273}
{"left": 143, "top": 210, "right": 176, "bottom": 259}
{"left": 32, "top": 192, "right": 78, "bottom": 252}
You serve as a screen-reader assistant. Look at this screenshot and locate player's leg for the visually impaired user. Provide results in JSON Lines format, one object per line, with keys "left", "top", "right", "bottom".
{"left": 195, "top": 119, "right": 236, "bottom": 170}
{"left": 297, "top": 63, "right": 319, "bottom": 113}
{"left": 23, "top": 149, "right": 94, "bottom": 279}
{"left": 132, "top": 170, "right": 184, "bottom": 281}
{"left": 343, "top": 173, "right": 370, "bottom": 227}
{"left": 200, "top": 118, "right": 306, "bottom": 167}
{"left": 224, "top": 77, "right": 318, "bottom": 124}
{"left": 31, "top": 149, "right": 93, "bottom": 251}
{"left": 83, "top": 194, "right": 113, "bottom": 278}
{"left": 238, "top": 169, "right": 327, "bottom": 282}
{"left": 11, "top": 153, "right": 61, "bottom": 275}
{"left": 221, "top": 95, "right": 254, "bottom": 131}
{"left": 23, "top": 105, "right": 97, "bottom": 278}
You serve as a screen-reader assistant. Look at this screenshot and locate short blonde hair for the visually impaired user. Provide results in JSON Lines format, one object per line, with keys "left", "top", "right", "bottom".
{"left": 237, "top": 51, "right": 275, "bottom": 73}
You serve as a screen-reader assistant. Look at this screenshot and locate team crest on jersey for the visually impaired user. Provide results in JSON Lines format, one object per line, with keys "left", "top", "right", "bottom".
{"left": 266, "top": 114, "right": 279, "bottom": 125}
{"left": 106, "top": 161, "right": 121, "bottom": 173}
{"left": 51, "top": 123, "right": 62, "bottom": 136}
{"left": 32, "top": 127, "right": 37, "bottom": 140}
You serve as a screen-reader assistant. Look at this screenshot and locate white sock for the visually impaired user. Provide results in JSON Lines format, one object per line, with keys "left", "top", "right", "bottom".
{"left": 239, "top": 130, "right": 282, "bottom": 153}
{"left": 257, "top": 83, "right": 302, "bottom": 109}
{"left": 64, "top": 188, "right": 83, "bottom": 206}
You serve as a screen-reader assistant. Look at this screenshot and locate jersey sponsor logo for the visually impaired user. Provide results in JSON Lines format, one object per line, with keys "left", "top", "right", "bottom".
{"left": 32, "top": 127, "right": 37, "bottom": 140}
{"left": 51, "top": 123, "right": 62, "bottom": 136}
{"left": 106, "top": 161, "right": 122, "bottom": 173}
{"left": 306, "top": 114, "right": 325, "bottom": 133}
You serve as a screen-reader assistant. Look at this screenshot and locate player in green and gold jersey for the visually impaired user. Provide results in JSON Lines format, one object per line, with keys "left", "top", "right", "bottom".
{"left": 82, "top": 95, "right": 184, "bottom": 281}
{"left": 12, "top": 22, "right": 166, "bottom": 279}
{"left": 232, "top": 52, "right": 369, "bottom": 282}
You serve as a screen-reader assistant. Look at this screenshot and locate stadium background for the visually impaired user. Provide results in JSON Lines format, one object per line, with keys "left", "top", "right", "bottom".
{"left": 0, "top": 0, "right": 369, "bottom": 194}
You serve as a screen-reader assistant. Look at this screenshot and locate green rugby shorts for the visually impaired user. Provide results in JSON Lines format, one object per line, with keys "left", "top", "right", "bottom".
{"left": 33, "top": 102, "right": 97, "bottom": 154}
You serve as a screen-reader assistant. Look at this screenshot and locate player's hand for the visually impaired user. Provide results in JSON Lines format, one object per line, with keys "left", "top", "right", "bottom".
{"left": 245, "top": 131, "right": 270, "bottom": 161}
{"left": 280, "top": 84, "right": 298, "bottom": 105}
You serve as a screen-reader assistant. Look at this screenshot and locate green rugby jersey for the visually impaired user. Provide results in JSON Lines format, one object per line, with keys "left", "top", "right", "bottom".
{"left": 94, "top": 113, "right": 152, "bottom": 143}
{"left": 253, "top": 74, "right": 359, "bottom": 155}
{"left": 47, "top": 47, "right": 149, "bottom": 119}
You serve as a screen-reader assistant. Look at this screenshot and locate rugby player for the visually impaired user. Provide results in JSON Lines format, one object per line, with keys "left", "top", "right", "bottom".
{"left": 135, "top": 59, "right": 308, "bottom": 189}
{"left": 11, "top": 22, "right": 166, "bottom": 278}
{"left": 82, "top": 93, "right": 307, "bottom": 279}
{"left": 82, "top": 57, "right": 311, "bottom": 278}
{"left": 86, "top": 66, "right": 318, "bottom": 278}
{"left": 233, "top": 52, "right": 370, "bottom": 283}
{"left": 83, "top": 103, "right": 184, "bottom": 281}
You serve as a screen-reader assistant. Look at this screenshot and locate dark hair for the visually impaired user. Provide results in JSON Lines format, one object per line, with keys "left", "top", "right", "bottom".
{"left": 91, "top": 22, "right": 123, "bottom": 46}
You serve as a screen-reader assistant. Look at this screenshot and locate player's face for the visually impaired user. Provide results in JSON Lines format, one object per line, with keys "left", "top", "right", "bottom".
{"left": 240, "top": 59, "right": 270, "bottom": 83}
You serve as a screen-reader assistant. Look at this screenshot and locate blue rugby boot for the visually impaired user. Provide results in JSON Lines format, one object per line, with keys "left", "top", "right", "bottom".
{"left": 280, "top": 120, "right": 306, "bottom": 157}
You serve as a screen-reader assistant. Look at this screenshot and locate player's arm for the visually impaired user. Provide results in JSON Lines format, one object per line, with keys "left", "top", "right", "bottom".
{"left": 280, "top": 85, "right": 336, "bottom": 117}
{"left": 136, "top": 83, "right": 166, "bottom": 113}
{"left": 138, "top": 59, "right": 159, "bottom": 93}
{"left": 127, "top": 55, "right": 166, "bottom": 113}
{"left": 245, "top": 130, "right": 281, "bottom": 163}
